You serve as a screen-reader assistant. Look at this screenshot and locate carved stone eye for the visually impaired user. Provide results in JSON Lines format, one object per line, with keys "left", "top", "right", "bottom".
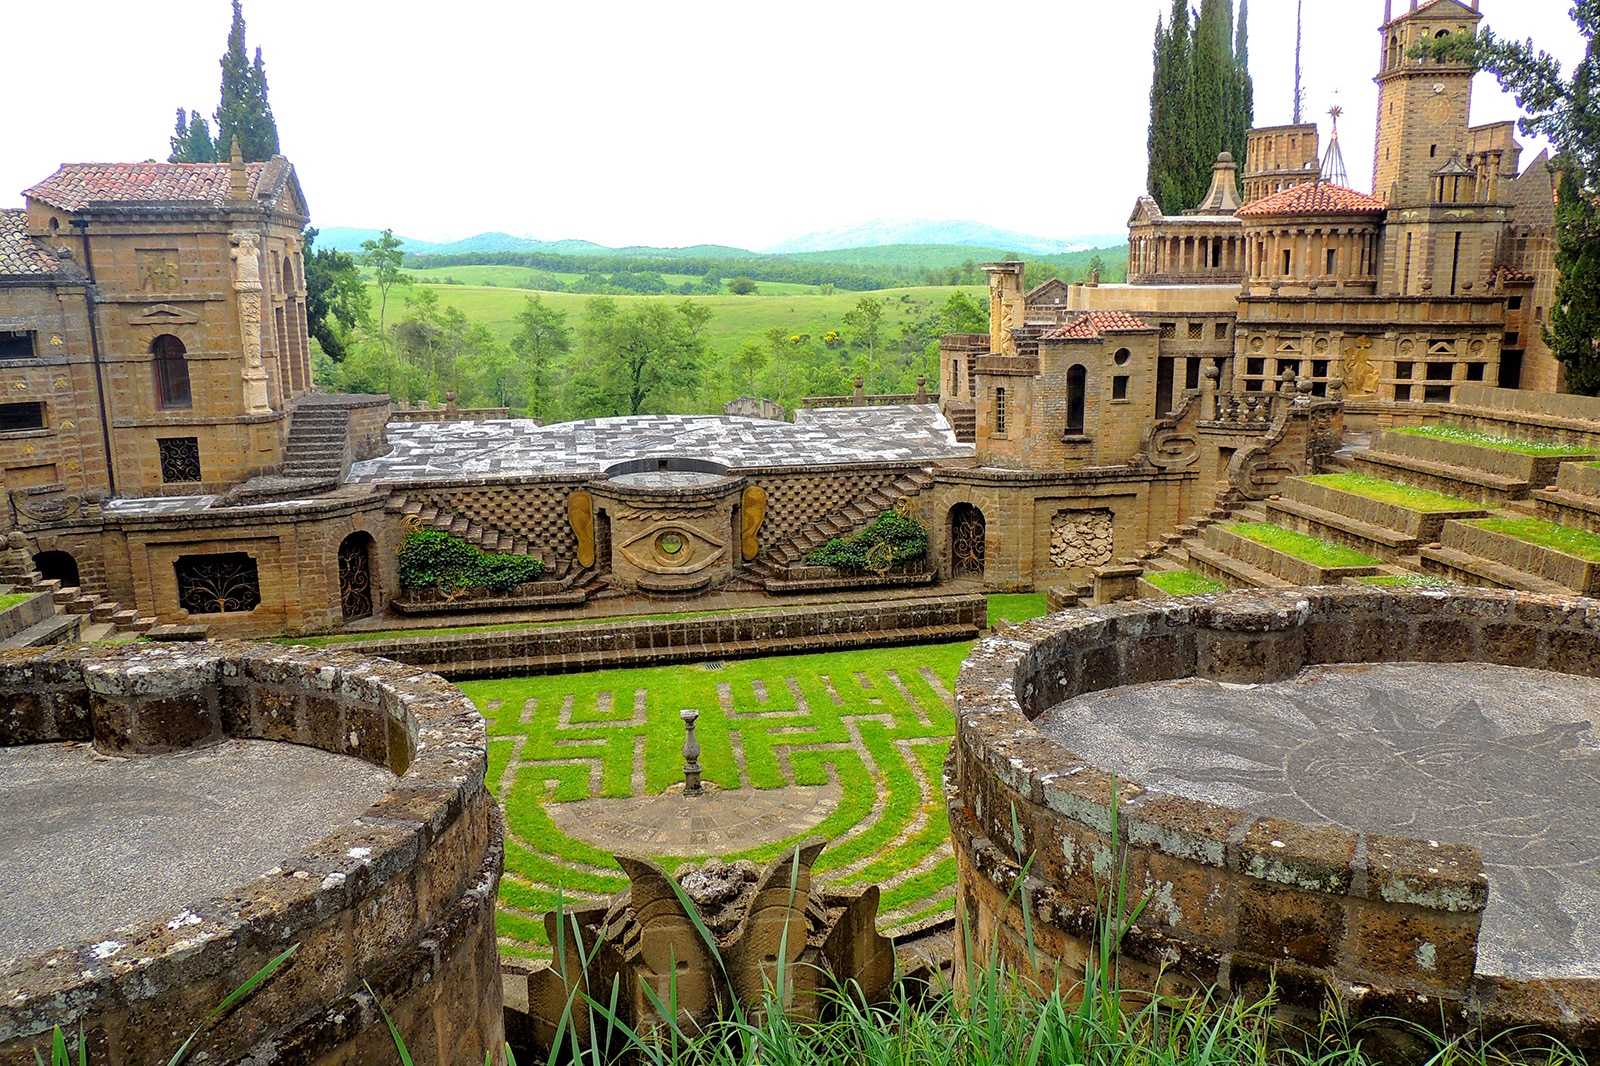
{"left": 658, "top": 532, "right": 685, "bottom": 556}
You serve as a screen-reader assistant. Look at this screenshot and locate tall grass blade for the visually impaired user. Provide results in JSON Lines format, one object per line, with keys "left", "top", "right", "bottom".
{"left": 163, "top": 942, "right": 298, "bottom": 1066}
{"left": 365, "top": 980, "right": 414, "bottom": 1066}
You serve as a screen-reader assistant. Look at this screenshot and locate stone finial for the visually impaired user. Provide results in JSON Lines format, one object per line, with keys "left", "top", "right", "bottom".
{"left": 228, "top": 137, "right": 247, "bottom": 200}
{"left": 681, "top": 708, "right": 703, "bottom": 795}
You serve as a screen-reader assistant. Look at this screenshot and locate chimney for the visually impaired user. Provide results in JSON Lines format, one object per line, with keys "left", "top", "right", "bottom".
{"left": 228, "top": 136, "right": 248, "bottom": 200}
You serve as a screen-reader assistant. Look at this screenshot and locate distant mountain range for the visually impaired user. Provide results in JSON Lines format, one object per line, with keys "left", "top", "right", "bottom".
{"left": 312, "top": 219, "right": 1124, "bottom": 260}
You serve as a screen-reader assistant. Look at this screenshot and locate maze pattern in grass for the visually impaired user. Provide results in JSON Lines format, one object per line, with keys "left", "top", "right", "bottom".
{"left": 458, "top": 642, "right": 973, "bottom": 960}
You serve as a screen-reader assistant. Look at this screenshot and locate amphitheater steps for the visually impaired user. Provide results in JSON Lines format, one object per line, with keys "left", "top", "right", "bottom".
{"left": 1348, "top": 450, "right": 1531, "bottom": 504}
{"left": 1418, "top": 544, "right": 1573, "bottom": 596}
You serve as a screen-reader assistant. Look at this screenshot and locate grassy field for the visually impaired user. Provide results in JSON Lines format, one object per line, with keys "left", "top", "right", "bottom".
{"left": 1144, "top": 570, "right": 1226, "bottom": 596}
{"left": 1304, "top": 473, "right": 1482, "bottom": 512}
{"left": 1396, "top": 425, "right": 1598, "bottom": 456}
{"left": 1228, "top": 522, "right": 1381, "bottom": 568}
{"left": 369, "top": 280, "right": 987, "bottom": 355}
{"left": 1470, "top": 517, "right": 1600, "bottom": 561}
{"left": 402, "top": 264, "right": 822, "bottom": 297}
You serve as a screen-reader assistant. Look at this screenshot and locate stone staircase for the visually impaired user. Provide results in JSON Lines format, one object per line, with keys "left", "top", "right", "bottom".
{"left": 280, "top": 402, "right": 353, "bottom": 481}
{"left": 944, "top": 403, "right": 976, "bottom": 444}
{"left": 1, "top": 576, "right": 155, "bottom": 645}
{"left": 750, "top": 470, "right": 937, "bottom": 592}
{"left": 386, "top": 492, "right": 536, "bottom": 555}
{"left": 1134, "top": 425, "right": 1600, "bottom": 601}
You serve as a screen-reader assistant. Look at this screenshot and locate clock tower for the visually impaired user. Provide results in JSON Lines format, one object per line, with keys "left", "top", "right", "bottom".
{"left": 1372, "top": 0, "right": 1482, "bottom": 207}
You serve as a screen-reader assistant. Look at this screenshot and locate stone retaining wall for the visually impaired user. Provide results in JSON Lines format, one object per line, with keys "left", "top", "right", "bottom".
{"left": 323, "top": 594, "right": 988, "bottom": 679}
{"left": 0, "top": 642, "right": 503, "bottom": 1066}
{"left": 1205, "top": 525, "right": 1380, "bottom": 585}
{"left": 1281, "top": 478, "right": 1483, "bottom": 540}
{"left": 1442, "top": 520, "right": 1600, "bottom": 594}
{"left": 1375, "top": 430, "right": 1598, "bottom": 485}
{"left": 950, "top": 587, "right": 1600, "bottom": 1050}
{"left": 1557, "top": 461, "right": 1600, "bottom": 499}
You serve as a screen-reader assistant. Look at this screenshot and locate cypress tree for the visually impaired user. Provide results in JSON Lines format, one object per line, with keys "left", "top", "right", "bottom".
{"left": 1191, "top": 0, "right": 1232, "bottom": 206}
{"left": 168, "top": 109, "right": 219, "bottom": 164}
{"left": 1549, "top": 165, "right": 1600, "bottom": 393}
{"left": 1147, "top": 0, "right": 1254, "bottom": 214}
{"left": 1232, "top": 0, "right": 1254, "bottom": 165}
{"left": 1148, "top": 0, "right": 1195, "bottom": 214}
{"left": 213, "top": 0, "right": 280, "bottom": 162}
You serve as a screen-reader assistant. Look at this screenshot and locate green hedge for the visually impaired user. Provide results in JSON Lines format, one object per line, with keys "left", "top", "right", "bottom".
{"left": 804, "top": 510, "right": 928, "bottom": 570}
{"left": 397, "top": 529, "right": 545, "bottom": 592}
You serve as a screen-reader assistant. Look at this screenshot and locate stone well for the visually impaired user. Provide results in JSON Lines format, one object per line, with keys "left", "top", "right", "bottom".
{"left": 951, "top": 586, "right": 1600, "bottom": 1050}
{"left": 0, "top": 642, "right": 503, "bottom": 1065}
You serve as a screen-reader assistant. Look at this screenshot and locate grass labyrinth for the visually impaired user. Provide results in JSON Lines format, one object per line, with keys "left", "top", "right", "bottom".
{"left": 459, "top": 638, "right": 999, "bottom": 961}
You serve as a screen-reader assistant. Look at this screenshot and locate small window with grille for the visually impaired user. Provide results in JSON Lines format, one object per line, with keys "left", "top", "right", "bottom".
{"left": 0, "top": 402, "right": 46, "bottom": 432}
{"left": 158, "top": 437, "right": 201, "bottom": 483}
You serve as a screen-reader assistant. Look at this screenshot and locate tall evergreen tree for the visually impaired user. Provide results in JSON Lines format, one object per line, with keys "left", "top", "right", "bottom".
{"left": 168, "top": 109, "right": 219, "bottom": 163}
{"left": 1148, "top": 0, "right": 1254, "bottom": 214}
{"left": 214, "top": 0, "right": 280, "bottom": 162}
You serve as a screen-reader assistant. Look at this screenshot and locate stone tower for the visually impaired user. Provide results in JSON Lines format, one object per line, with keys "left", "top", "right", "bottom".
{"left": 1372, "top": 0, "right": 1482, "bottom": 205}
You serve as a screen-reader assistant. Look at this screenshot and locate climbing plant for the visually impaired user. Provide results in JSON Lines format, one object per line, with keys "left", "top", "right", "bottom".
{"left": 805, "top": 510, "right": 928, "bottom": 571}
{"left": 397, "top": 529, "right": 544, "bottom": 593}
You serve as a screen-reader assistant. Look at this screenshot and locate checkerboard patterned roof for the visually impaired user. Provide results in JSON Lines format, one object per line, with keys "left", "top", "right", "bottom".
{"left": 0, "top": 211, "right": 64, "bottom": 277}
{"left": 23, "top": 162, "right": 271, "bottom": 212}
{"left": 1236, "top": 182, "right": 1388, "bottom": 218}
{"left": 1046, "top": 311, "right": 1153, "bottom": 340}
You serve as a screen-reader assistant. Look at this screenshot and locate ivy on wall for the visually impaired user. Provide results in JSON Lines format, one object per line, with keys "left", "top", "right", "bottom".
{"left": 397, "top": 529, "right": 545, "bottom": 593}
{"left": 805, "top": 511, "right": 928, "bottom": 571}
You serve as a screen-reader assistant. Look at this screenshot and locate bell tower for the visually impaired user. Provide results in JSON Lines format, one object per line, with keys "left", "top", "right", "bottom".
{"left": 1372, "top": 0, "right": 1482, "bottom": 206}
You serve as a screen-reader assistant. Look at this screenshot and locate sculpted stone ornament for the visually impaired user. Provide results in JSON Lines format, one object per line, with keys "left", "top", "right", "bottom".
{"left": 524, "top": 839, "right": 895, "bottom": 1055}
{"left": 230, "top": 231, "right": 271, "bottom": 413}
{"left": 568, "top": 490, "right": 596, "bottom": 568}
{"left": 740, "top": 484, "right": 766, "bottom": 562}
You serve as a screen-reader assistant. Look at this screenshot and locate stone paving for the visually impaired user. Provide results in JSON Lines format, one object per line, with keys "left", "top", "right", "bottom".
{"left": 457, "top": 642, "right": 970, "bottom": 958}
{"left": 1038, "top": 661, "right": 1600, "bottom": 981}
{"left": 347, "top": 406, "right": 973, "bottom": 483}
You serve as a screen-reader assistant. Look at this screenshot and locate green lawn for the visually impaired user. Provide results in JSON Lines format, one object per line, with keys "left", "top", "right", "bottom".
{"left": 1228, "top": 522, "right": 1381, "bottom": 568}
{"left": 401, "top": 264, "right": 822, "bottom": 297}
{"left": 1396, "top": 425, "right": 1596, "bottom": 456}
{"left": 1303, "top": 473, "right": 1481, "bottom": 512}
{"left": 1469, "top": 517, "right": 1600, "bottom": 561}
{"left": 460, "top": 640, "right": 972, "bottom": 959}
{"left": 367, "top": 281, "right": 986, "bottom": 358}
{"left": 987, "top": 592, "right": 1050, "bottom": 627}
{"left": 1143, "top": 569, "right": 1226, "bottom": 596}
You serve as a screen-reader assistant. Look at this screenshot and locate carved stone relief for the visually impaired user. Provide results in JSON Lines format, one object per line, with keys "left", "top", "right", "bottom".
{"left": 1050, "top": 509, "right": 1114, "bottom": 570}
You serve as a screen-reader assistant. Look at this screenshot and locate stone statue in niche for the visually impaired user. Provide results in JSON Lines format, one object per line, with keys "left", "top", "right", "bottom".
{"left": 740, "top": 484, "right": 766, "bottom": 562}
{"left": 568, "top": 490, "right": 595, "bottom": 568}
{"left": 522, "top": 840, "right": 895, "bottom": 1055}
{"left": 230, "top": 231, "right": 271, "bottom": 413}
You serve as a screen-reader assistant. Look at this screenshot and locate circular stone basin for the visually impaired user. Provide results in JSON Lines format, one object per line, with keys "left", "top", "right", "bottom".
{"left": 1038, "top": 661, "right": 1600, "bottom": 981}
{"left": 548, "top": 782, "right": 841, "bottom": 855}
{"left": 0, "top": 739, "right": 394, "bottom": 971}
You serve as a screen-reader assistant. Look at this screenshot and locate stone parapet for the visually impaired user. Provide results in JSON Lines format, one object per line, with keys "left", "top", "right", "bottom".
{"left": 0, "top": 642, "right": 503, "bottom": 1065}
{"left": 950, "top": 587, "right": 1600, "bottom": 1050}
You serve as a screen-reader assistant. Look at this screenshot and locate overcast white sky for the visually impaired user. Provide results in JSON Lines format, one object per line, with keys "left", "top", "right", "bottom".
{"left": 1, "top": 1, "right": 1582, "bottom": 250}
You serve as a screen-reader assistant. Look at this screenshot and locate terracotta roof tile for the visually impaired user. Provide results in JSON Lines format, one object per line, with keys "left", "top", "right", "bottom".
{"left": 0, "top": 211, "right": 64, "bottom": 277}
{"left": 23, "top": 162, "right": 273, "bottom": 212}
{"left": 1236, "top": 181, "right": 1387, "bottom": 219}
{"left": 1495, "top": 264, "right": 1536, "bottom": 283}
{"left": 1046, "top": 311, "right": 1153, "bottom": 340}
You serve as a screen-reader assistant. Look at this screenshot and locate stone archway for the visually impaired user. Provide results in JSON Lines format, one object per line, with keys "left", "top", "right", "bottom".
{"left": 33, "top": 550, "right": 79, "bottom": 588}
{"left": 950, "top": 504, "right": 986, "bottom": 579}
{"left": 338, "top": 533, "right": 374, "bottom": 621}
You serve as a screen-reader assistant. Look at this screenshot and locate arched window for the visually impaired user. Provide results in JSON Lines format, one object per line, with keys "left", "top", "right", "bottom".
{"left": 152, "top": 335, "right": 191, "bottom": 409}
{"left": 282, "top": 257, "right": 295, "bottom": 294}
{"left": 1066, "top": 365, "right": 1087, "bottom": 434}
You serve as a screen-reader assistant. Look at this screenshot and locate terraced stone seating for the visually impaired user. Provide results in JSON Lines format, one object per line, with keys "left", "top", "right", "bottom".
{"left": 1445, "top": 383, "right": 1600, "bottom": 450}
{"left": 1422, "top": 518, "right": 1600, "bottom": 596}
{"left": 1264, "top": 475, "right": 1488, "bottom": 561}
{"left": 1534, "top": 461, "right": 1600, "bottom": 534}
{"left": 1350, "top": 429, "right": 1600, "bottom": 505}
{"left": 1187, "top": 523, "right": 1382, "bottom": 589}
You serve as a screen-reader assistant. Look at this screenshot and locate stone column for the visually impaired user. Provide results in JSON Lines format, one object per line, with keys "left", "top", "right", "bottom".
{"left": 231, "top": 232, "right": 272, "bottom": 414}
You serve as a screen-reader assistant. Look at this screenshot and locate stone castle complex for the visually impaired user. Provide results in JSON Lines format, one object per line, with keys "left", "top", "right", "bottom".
{"left": 4, "top": 0, "right": 1600, "bottom": 1056}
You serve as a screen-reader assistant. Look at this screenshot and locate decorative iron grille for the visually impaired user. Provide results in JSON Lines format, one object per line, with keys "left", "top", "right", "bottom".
{"left": 952, "top": 506, "right": 986, "bottom": 576}
{"left": 158, "top": 437, "right": 201, "bottom": 483}
{"left": 338, "top": 537, "right": 373, "bottom": 620}
{"left": 174, "top": 552, "right": 261, "bottom": 614}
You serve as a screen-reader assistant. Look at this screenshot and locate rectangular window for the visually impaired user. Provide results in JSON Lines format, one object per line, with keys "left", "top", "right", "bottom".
{"left": 1507, "top": 296, "right": 1524, "bottom": 310}
{"left": 1246, "top": 357, "right": 1265, "bottom": 377}
{"left": 1424, "top": 385, "right": 1452, "bottom": 403}
{"left": 1425, "top": 361, "right": 1454, "bottom": 381}
{"left": 0, "top": 402, "right": 45, "bottom": 432}
{"left": 1187, "top": 322, "right": 1204, "bottom": 340}
{"left": 1282, "top": 249, "right": 1293, "bottom": 276}
{"left": 174, "top": 552, "right": 261, "bottom": 614}
{"left": 1112, "top": 375, "right": 1129, "bottom": 401}
{"left": 1466, "top": 362, "right": 1486, "bottom": 381}
{"left": 1159, "top": 322, "right": 1177, "bottom": 339}
{"left": 1394, "top": 384, "right": 1412, "bottom": 402}
{"left": 0, "top": 331, "right": 36, "bottom": 359}
{"left": 1313, "top": 360, "right": 1329, "bottom": 379}
{"left": 1215, "top": 322, "right": 1229, "bottom": 340}
{"left": 1395, "top": 362, "right": 1414, "bottom": 380}
{"left": 158, "top": 437, "right": 201, "bottom": 483}
{"left": 1326, "top": 248, "right": 1338, "bottom": 275}
{"left": 1505, "top": 332, "right": 1520, "bottom": 347}
{"left": 995, "top": 387, "right": 1006, "bottom": 433}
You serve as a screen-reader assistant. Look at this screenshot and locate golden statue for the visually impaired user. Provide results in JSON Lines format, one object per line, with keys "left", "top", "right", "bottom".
{"left": 569, "top": 490, "right": 595, "bottom": 568}
{"left": 740, "top": 485, "right": 767, "bottom": 562}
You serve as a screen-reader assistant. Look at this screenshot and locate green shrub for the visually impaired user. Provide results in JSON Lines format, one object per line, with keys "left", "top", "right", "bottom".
{"left": 804, "top": 510, "right": 928, "bottom": 570}
{"left": 397, "top": 529, "right": 544, "bottom": 593}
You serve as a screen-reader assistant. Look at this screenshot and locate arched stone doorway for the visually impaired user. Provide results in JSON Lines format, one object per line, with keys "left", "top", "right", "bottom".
{"left": 33, "top": 550, "right": 79, "bottom": 588}
{"left": 338, "top": 533, "right": 374, "bottom": 620}
{"left": 950, "top": 504, "right": 986, "bottom": 579}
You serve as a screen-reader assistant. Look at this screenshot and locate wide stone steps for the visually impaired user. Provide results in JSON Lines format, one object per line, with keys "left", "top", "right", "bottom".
{"left": 1183, "top": 541, "right": 1295, "bottom": 590}
{"left": 1418, "top": 544, "right": 1573, "bottom": 596}
{"left": 386, "top": 493, "right": 535, "bottom": 558}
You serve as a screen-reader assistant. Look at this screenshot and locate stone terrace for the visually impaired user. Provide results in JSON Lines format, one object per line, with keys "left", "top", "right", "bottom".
{"left": 346, "top": 406, "right": 974, "bottom": 483}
